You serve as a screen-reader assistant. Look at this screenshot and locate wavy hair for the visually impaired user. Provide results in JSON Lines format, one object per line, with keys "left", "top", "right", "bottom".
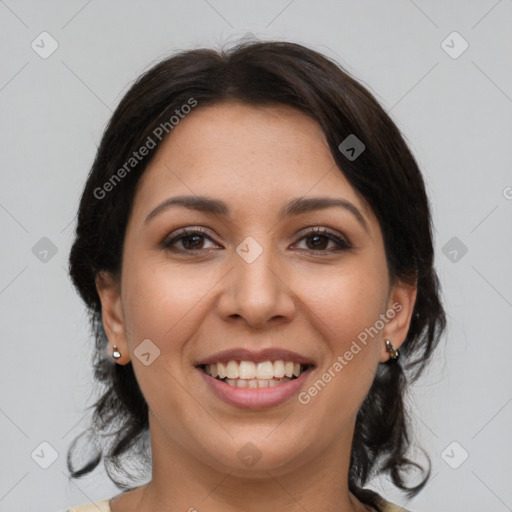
{"left": 66, "top": 39, "right": 446, "bottom": 501}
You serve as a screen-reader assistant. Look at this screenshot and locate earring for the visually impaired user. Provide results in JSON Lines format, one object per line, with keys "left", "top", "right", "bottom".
{"left": 385, "top": 340, "right": 400, "bottom": 362}
{"left": 112, "top": 345, "right": 121, "bottom": 360}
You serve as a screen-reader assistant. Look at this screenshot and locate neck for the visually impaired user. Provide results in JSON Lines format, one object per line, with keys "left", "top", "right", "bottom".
{"left": 119, "top": 415, "right": 372, "bottom": 512}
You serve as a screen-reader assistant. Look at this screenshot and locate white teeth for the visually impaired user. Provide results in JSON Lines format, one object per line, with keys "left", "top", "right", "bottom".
{"left": 217, "top": 362, "right": 227, "bottom": 379}
{"left": 273, "top": 360, "right": 285, "bottom": 378}
{"left": 224, "top": 378, "right": 293, "bottom": 388}
{"left": 203, "top": 360, "right": 307, "bottom": 381}
{"left": 226, "top": 360, "right": 239, "bottom": 379}
{"left": 239, "top": 361, "right": 256, "bottom": 379}
{"left": 224, "top": 379, "right": 245, "bottom": 388}
{"left": 256, "top": 361, "right": 274, "bottom": 379}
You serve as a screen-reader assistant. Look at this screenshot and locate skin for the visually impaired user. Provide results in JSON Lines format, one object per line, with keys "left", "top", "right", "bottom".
{"left": 96, "top": 101, "right": 417, "bottom": 512}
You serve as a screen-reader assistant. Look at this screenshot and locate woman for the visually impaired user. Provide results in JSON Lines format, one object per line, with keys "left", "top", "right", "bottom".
{"left": 65, "top": 40, "right": 446, "bottom": 512}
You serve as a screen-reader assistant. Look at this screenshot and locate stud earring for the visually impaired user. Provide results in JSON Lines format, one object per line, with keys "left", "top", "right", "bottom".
{"left": 385, "top": 340, "right": 400, "bottom": 362}
{"left": 112, "top": 345, "right": 121, "bottom": 360}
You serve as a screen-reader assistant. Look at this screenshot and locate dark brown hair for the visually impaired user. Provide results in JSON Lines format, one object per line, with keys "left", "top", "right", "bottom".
{"left": 67, "top": 40, "right": 446, "bottom": 501}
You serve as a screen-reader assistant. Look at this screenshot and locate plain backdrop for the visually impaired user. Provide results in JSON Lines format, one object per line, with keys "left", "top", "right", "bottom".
{"left": 1, "top": 1, "right": 511, "bottom": 511}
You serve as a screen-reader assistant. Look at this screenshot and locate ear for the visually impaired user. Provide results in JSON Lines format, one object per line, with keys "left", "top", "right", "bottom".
{"left": 95, "top": 271, "right": 130, "bottom": 364}
{"left": 379, "top": 277, "right": 417, "bottom": 363}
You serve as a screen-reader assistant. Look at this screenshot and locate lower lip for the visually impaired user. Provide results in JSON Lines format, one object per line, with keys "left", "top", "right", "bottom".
{"left": 198, "top": 367, "right": 313, "bottom": 410}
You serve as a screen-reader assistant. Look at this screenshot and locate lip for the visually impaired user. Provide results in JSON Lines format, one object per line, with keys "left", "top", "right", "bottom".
{"left": 198, "top": 365, "right": 314, "bottom": 409}
{"left": 195, "top": 347, "right": 315, "bottom": 366}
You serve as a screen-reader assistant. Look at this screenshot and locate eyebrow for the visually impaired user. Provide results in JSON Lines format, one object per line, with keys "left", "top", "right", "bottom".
{"left": 144, "top": 195, "right": 369, "bottom": 232}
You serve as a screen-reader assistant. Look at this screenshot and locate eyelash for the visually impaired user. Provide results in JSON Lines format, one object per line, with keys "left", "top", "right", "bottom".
{"left": 162, "top": 226, "right": 352, "bottom": 255}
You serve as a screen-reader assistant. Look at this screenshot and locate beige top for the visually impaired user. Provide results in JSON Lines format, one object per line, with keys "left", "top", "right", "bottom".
{"left": 67, "top": 494, "right": 411, "bottom": 512}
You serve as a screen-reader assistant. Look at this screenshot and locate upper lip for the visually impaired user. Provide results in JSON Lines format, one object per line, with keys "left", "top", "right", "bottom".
{"left": 195, "top": 347, "right": 315, "bottom": 366}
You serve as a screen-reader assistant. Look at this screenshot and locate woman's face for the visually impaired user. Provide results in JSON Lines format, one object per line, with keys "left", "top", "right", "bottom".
{"left": 97, "top": 101, "right": 416, "bottom": 478}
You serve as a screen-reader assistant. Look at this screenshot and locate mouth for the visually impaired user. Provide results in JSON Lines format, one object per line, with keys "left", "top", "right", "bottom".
{"left": 197, "top": 360, "right": 313, "bottom": 389}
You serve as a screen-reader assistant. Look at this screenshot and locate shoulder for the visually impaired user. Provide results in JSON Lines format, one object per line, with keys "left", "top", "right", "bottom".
{"left": 66, "top": 498, "right": 111, "bottom": 512}
{"left": 356, "top": 487, "right": 413, "bottom": 512}
{"left": 377, "top": 497, "right": 413, "bottom": 512}
{"left": 373, "top": 494, "right": 413, "bottom": 512}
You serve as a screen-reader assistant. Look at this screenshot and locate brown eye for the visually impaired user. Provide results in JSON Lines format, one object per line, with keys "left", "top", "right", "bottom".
{"left": 295, "top": 228, "right": 351, "bottom": 253}
{"left": 162, "top": 227, "right": 219, "bottom": 253}
{"left": 305, "top": 234, "right": 330, "bottom": 250}
{"left": 179, "top": 234, "right": 206, "bottom": 250}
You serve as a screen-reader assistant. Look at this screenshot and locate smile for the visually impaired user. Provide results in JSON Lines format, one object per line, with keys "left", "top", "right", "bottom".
{"left": 201, "top": 360, "right": 310, "bottom": 388}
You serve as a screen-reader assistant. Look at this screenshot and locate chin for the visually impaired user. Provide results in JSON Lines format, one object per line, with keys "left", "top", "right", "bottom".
{"left": 200, "top": 435, "right": 311, "bottom": 477}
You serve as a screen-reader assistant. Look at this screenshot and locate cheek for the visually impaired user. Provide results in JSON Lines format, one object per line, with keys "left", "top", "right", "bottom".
{"left": 303, "top": 261, "right": 388, "bottom": 406}
{"left": 119, "top": 262, "right": 213, "bottom": 418}
{"left": 298, "top": 259, "right": 388, "bottom": 346}
{"left": 121, "top": 260, "right": 220, "bottom": 347}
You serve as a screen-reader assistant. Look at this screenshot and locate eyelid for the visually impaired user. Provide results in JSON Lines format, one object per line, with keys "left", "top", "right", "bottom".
{"left": 162, "top": 225, "right": 352, "bottom": 254}
{"left": 162, "top": 226, "right": 218, "bottom": 248}
{"left": 292, "top": 226, "right": 352, "bottom": 251}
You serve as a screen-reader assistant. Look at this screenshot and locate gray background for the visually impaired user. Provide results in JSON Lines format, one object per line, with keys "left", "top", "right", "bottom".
{"left": 1, "top": 1, "right": 511, "bottom": 511}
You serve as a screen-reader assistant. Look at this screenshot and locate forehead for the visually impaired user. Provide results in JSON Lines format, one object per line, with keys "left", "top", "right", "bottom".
{"left": 132, "top": 101, "right": 371, "bottom": 220}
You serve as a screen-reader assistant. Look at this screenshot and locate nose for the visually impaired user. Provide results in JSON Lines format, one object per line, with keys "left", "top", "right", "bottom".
{"left": 216, "top": 240, "right": 296, "bottom": 329}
